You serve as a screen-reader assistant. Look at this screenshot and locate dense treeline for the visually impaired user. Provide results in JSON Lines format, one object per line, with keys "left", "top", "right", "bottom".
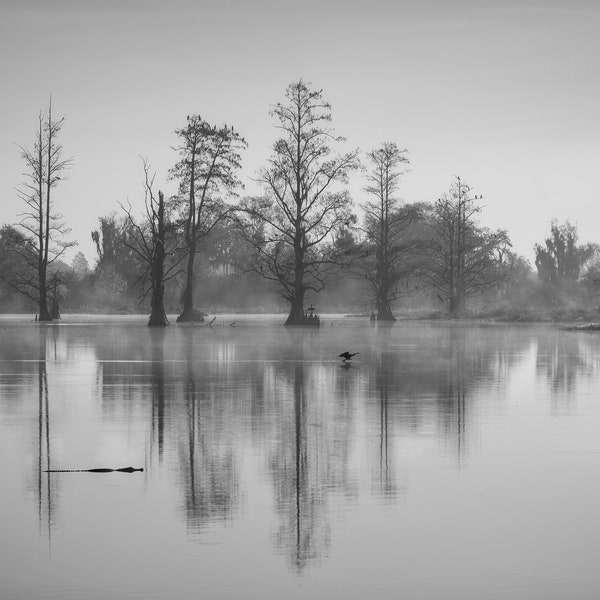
{"left": 2, "top": 81, "right": 600, "bottom": 324}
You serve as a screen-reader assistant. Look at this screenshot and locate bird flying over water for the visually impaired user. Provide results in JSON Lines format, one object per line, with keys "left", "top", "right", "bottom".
{"left": 339, "top": 351, "right": 359, "bottom": 362}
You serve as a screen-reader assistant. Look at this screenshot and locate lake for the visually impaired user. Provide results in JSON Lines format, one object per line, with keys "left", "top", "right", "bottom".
{"left": 1, "top": 315, "right": 600, "bottom": 599}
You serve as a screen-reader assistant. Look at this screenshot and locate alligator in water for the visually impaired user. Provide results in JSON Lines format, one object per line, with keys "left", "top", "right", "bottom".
{"left": 45, "top": 467, "right": 143, "bottom": 473}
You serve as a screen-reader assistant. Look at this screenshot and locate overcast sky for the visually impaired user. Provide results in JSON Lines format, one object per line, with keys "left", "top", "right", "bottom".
{"left": 1, "top": 0, "right": 598, "bottom": 265}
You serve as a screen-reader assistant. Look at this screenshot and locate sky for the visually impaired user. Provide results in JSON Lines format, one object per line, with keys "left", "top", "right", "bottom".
{"left": 1, "top": 0, "right": 599, "bottom": 266}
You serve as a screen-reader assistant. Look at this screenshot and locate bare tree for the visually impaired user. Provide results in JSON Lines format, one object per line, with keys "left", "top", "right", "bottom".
{"left": 170, "top": 116, "right": 246, "bottom": 322}
{"left": 121, "top": 160, "right": 184, "bottom": 326}
{"left": 241, "top": 80, "right": 359, "bottom": 325}
{"left": 423, "top": 177, "right": 509, "bottom": 315}
{"left": 361, "top": 142, "right": 420, "bottom": 321}
{"left": 14, "top": 100, "right": 75, "bottom": 320}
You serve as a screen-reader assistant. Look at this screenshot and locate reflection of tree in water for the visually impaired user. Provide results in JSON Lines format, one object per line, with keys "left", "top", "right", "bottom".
{"left": 176, "top": 330, "right": 240, "bottom": 534}
{"left": 19, "top": 320, "right": 548, "bottom": 560}
{"left": 436, "top": 329, "right": 469, "bottom": 462}
{"left": 366, "top": 324, "right": 529, "bottom": 466}
{"left": 33, "top": 323, "right": 242, "bottom": 535}
{"left": 267, "top": 324, "right": 531, "bottom": 568}
{"left": 270, "top": 363, "right": 330, "bottom": 571}
{"left": 97, "top": 326, "right": 150, "bottom": 410}
{"left": 149, "top": 329, "right": 166, "bottom": 463}
{"left": 89, "top": 325, "right": 244, "bottom": 534}
{"left": 536, "top": 331, "right": 600, "bottom": 396}
{"left": 268, "top": 331, "right": 358, "bottom": 572}
{"left": 372, "top": 359, "right": 400, "bottom": 499}
{"left": 95, "top": 328, "right": 171, "bottom": 471}
{"left": 34, "top": 326, "right": 58, "bottom": 547}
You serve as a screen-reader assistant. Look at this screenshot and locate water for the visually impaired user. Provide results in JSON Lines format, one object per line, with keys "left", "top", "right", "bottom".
{"left": 1, "top": 315, "right": 600, "bottom": 599}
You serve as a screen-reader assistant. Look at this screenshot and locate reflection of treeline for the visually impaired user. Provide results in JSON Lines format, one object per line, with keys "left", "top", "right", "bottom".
{"left": 535, "top": 328, "right": 600, "bottom": 395}
{"left": 79, "top": 323, "right": 536, "bottom": 567}
{"left": 8, "top": 321, "right": 600, "bottom": 568}
{"left": 363, "top": 324, "right": 531, "bottom": 463}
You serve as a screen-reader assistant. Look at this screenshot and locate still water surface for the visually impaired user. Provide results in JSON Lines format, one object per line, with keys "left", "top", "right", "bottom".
{"left": 1, "top": 315, "right": 600, "bottom": 599}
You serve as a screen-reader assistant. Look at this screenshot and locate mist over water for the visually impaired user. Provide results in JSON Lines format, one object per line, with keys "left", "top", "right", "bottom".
{"left": 1, "top": 315, "right": 600, "bottom": 599}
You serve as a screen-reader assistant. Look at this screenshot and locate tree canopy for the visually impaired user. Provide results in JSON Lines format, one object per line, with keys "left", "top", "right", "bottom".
{"left": 240, "top": 80, "right": 359, "bottom": 324}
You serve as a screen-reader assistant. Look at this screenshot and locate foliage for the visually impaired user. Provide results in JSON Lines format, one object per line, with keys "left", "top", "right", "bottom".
{"left": 0, "top": 225, "right": 34, "bottom": 311}
{"left": 71, "top": 251, "right": 90, "bottom": 278}
{"left": 534, "top": 220, "right": 597, "bottom": 285}
{"left": 92, "top": 264, "right": 131, "bottom": 312}
{"left": 91, "top": 213, "right": 140, "bottom": 294}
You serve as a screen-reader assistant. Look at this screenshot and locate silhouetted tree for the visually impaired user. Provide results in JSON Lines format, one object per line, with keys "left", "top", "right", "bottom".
{"left": 14, "top": 100, "right": 75, "bottom": 320}
{"left": 423, "top": 177, "right": 509, "bottom": 315}
{"left": 170, "top": 115, "right": 246, "bottom": 322}
{"left": 0, "top": 225, "right": 33, "bottom": 311}
{"left": 534, "top": 220, "right": 596, "bottom": 285}
{"left": 581, "top": 249, "right": 600, "bottom": 307}
{"left": 361, "top": 143, "right": 421, "bottom": 320}
{"left": 242, "top": 80, "right": 359, "bottom": 325}
{"left": 91, "top": 214, "right": 140, "bottom": 310}
{"left": 92, "top": 216, "right": 120, "bottom": 266}
{"left": 121, "top": 161, "right": 184, "bottom": 326}
{"left": 70, "top": 251, "right": 90, "bottom": 278}
{"left": 492, "top": 246, "right": 532, "bottom": 302}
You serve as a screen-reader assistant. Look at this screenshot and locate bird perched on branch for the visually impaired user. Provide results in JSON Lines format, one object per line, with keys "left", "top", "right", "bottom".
{"left": 339, "top": 351, "right": 359, "bottom": 362}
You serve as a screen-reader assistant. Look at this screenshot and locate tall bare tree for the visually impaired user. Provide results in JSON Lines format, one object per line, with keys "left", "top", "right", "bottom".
{"left": 242, "top": 80, "right": 359, "bottom": 325}
{"left": 14, "top": 100, "right": 74, "bottom": 320}
{"left": 121, "top": 160, "right": 184, "bottom": 326}
{"left": 423, "top": 177, "right": 508, "bottom": 315}
{"left": 362, "top": 142, "right": 419, "bottom": 321}
{"left": 170, "top": 116, "right": 246, "bottom": 322}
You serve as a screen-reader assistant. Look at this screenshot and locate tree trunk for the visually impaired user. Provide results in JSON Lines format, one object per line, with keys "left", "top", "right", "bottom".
{"left": 38, "top": 298, "right": 51, "bottom": 321}
{"left": 285, "top": 289, "right": 306, "bottom": 325}
{"left": 38, "top": 265, "right": 51, "bottom": 322}
{"left": 376, "top": 278, "right": 396, "bottom": 321}
{"left": 148, "top": 265, "right": 169, "bottom": 326}
{"left": 376, "top": 302, "right": 396, "bottom": 321}
{"left": 177, "top": 246, "right": 204, "bottom": 322}
{"left": 449, "top": 290, "right": 462, "bottom": 316}
{"left": 285, "top": 234, "right": 308, "bottom": 326}
{"left": 148, "top": 286, "right": 169, "bottom": 326}
{"left": 149, "top": 192, "right": 170, "bottom": 327}
{"left": 50, "top": 299, "right": 60, "bottom": 320}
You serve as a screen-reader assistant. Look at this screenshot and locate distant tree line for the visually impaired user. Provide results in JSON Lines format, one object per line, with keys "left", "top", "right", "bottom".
{"left": 2, "top": 81, "right": 600, "bottom": 325}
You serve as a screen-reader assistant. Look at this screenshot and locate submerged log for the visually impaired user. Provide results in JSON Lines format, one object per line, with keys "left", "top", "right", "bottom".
{"left": 45, "top": 467, "right": 143, "bottom": 473}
